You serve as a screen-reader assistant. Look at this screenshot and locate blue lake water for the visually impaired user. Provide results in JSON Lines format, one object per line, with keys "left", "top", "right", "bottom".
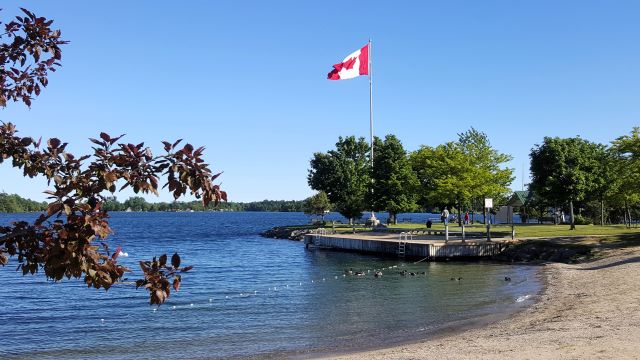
{"left": 0, "top": 212, "right": 541, "bottom": 359}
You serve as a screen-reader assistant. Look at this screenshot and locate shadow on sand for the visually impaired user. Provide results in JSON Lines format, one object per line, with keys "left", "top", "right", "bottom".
{"left": 578, "top": 256, "right": 640, "bottom": 271}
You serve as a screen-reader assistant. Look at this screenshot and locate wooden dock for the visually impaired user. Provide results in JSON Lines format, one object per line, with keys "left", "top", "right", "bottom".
{"left": 304, "top": 231, "right": 511, "bottom": 259}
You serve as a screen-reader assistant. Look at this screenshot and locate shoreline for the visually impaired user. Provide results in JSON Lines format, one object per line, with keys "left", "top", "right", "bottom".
{"left": 311, "top": 245, "right": 640, "bottom": 360}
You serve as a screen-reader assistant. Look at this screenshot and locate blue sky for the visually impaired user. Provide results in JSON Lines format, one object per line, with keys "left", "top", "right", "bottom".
{"left": 1, "top": 1, "right": 639, "bottom": 203}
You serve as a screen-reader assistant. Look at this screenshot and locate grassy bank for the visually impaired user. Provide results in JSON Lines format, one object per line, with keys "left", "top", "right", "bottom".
{"left": 388, "top": 223, "right": 640, "bottom": 238}
{"left": 267, "top": 222, "right": 640, "bottom": 263}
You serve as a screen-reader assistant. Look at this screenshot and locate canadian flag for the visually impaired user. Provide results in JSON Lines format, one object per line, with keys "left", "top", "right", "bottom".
{"left": 327, "top": 44, "right": 369, "bottom": 80}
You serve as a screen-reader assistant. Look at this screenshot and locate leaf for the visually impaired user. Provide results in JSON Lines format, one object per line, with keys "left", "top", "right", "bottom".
{"left": 47, "top": 203, "right": 62, "bottom": 216}
{"left": 100, "top": 132, "right": 111, "bottom": 142}
{"left": 110, "top": 134, "right": 125, "bottom": 144}
{"left": 159, "top": 254, "right": 167, "bottom": 267}
{"left": 194, "top": 146, "right": 205, "bottom": 157}
{"left": 171, "top": 253, "right": 180, "bottom": 268}
{"left": 20, "top": 8, "right": 34, "bottom": 19}
{"left": 172, "top": 278, "right": 181, "bottom": 292}
{"left": 48, "top": 137, "right": 61, "bottom": 148}
{"left": 135, "top": 279, "right": 145, "bottom": 289}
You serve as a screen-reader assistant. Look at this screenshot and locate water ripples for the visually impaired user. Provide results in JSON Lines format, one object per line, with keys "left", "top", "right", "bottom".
{"left": 0, "top": 212, "right": 541, "bottom": 359}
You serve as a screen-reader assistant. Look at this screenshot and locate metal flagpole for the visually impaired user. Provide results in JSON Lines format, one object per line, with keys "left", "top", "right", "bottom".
{"left": 368, "top": 38, "right": 378, "bottom": 225}
{"left": 369, "top": 38, "right": 374, "bottom": 169}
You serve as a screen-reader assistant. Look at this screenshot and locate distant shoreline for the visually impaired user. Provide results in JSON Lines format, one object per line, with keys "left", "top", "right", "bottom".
{"left": 312, "top": 243, "right": 640, "bottom": 360}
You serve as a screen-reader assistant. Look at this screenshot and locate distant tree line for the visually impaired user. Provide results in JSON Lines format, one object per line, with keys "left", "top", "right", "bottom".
{"left": 101, "top": 196, "right": 306, "bottom": 212}
{"left": 0, "top": 193, "right": 48, "bottom": 213}
{"left": 1, "top": 194, "right": 309, "bottom": 214}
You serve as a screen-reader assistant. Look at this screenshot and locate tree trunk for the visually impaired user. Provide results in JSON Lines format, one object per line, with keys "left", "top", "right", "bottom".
{"left": 569, "top": 201, "right": 575, "bottom": 230}
{"left": 391, "top": 212, "right": 397, "bottom": 225}
{"left": 458, "top": 201, "right": 462, "bottom": 227}
{"left": 600, "top": 199, "right": 604, "bottom": 226}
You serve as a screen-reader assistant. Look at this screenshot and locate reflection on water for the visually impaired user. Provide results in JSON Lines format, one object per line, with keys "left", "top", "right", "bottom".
{"left": 0, "top": 212, "right": 540, "bottom": 359}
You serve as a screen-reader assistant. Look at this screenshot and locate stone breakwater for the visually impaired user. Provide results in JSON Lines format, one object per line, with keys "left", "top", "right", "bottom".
{"left": 492, "top": 239, "right": 593, "bottom": 263}
{"left": 260, "top": 226, "right": 316, "bottom": 241}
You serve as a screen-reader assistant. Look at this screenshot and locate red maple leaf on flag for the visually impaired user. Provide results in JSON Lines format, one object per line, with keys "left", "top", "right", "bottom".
{"left": 342, "top": 56, "right": 356, "bottom": 70}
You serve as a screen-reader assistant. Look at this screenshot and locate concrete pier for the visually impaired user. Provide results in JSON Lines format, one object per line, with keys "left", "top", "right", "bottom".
{"left": 304, "top": 232, "right": 510, "bottom": 259}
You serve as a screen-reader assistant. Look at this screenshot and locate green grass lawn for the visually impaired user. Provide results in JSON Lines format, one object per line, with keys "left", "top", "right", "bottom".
{"left": 387, "top": 222, "right": 640, "bottom": 238}
{"left": 298, "top": 220, "right": 640, "bottom": 239}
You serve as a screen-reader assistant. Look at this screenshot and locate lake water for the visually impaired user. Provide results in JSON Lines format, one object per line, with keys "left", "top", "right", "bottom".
{"left": 0, "top": 212, "right": 541, "bottom": 359}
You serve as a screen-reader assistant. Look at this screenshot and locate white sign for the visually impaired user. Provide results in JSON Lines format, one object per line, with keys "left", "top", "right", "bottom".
{"left": 484, "top": 198, "right": 493, "bottom": 208}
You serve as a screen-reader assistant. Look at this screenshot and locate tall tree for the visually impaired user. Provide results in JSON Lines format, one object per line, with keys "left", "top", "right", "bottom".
{"left": 308, "top": 136, "right": 370, "bottom": 224}
{"left": 610, "top": 128, "right": 640, "bottom": 227}
{"left": 303, "top": 191, "right": 331, "bottom": 223}
{"left": 368, "top": 135, "right": 418, "bottom": 224}
{"left": 529, "top": 137, "right": 605, "bottom": 230}
{"left": 410, "top": 128, "right": 513, "bottom": 225}
{"left": 0, "top": 9, "right": 226, "bottom": 305}
{"left": 458, "top": 128, "right": 514, "bottom": 223}
{"left": 410, "top": 142, "right": 472, "bottom": 222}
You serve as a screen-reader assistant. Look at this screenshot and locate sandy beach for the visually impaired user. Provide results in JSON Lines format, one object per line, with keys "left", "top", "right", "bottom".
{"left": 316, "top": 245, "right": 640, "bottom": 360}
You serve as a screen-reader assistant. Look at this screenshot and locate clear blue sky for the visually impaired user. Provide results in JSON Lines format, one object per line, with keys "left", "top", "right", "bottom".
{"left": 1, "top": 1, "right": 639, "bottom": 203}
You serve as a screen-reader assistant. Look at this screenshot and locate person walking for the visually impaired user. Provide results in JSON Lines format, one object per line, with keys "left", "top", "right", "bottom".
{"left": 441, "top": 207, "right": 450, "bottom": 224}
{"left": 464, "top": 211, "right": 470, "bottom": 225}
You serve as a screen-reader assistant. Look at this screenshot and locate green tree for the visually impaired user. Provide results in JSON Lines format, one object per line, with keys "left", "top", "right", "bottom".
{"left": 410, "top": 128, "right": 513, "bottom": 225}
{"left": 410, "top": 142, "right": 473, "bottom": 224}
{"left": 610, "top": 127, "right": 640, "bottom": 227}
{"left": 530, "top": 137, "right": 605, "bottom": 230}
{"left": 123, "top": 196, "right": 149, "bottom": 212}
{"left": 0, "top": 194, "right": 21, "bottom": 212}
{"left": 303, "top": 191, "right": 331, "bottom": 222}
{"left": 103, "top": 196, "right": 124, "bottom": 211}
{"left": 367, "top": 135, "right": 418, "bottom": 224}
{"left": 308, "top": 136, "right": 370, "bottom": 224}
{"left": 590, "top": 148, "right": 619, "bottom": 226}
{"left": 458, "top": 128, "right": 514, "bottom": 223}
{"left": 0, "top": 193, "right": 48, "bottom": 212}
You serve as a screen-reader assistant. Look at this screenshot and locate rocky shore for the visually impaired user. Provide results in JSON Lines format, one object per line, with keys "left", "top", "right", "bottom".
{"left": 492, "top": 239, "right": 593, "bottom": 263}
{"left": 260, "top": 226, "right": 318, "bottom": 241}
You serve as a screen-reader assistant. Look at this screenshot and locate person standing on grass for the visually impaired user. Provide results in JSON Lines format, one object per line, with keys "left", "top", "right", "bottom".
{"left": 442, "top": 207, "right": 450, "bottom": 224}
{"left": 464, "top": 211, "right": 470, "bottom": 225}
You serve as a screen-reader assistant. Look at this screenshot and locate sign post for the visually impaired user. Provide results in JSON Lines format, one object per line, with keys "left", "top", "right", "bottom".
{"left": 484, "top": 198, "right": 493, "bottom": 242}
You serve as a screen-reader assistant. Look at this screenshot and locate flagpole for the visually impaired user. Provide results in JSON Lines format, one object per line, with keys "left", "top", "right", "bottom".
{"left": 369, "top": 38, "right": 373, "bottom": 169}
{"left": 368, "top": 38, "right": 378, "bottom": 225}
